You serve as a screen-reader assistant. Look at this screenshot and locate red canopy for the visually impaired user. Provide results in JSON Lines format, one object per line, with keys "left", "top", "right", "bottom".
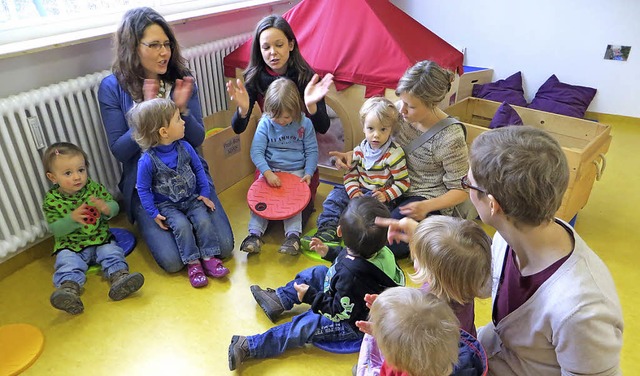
{"left": 224, "top": 0, "right": 463, "bottom": 97}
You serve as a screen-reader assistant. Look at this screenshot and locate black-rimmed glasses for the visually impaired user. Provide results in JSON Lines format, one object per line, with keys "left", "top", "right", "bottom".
{"left": 140, "top": 41, "right": 173, "bottom": 51}
{"left": 461, "top": 175, "right": 487, "bottom": 194}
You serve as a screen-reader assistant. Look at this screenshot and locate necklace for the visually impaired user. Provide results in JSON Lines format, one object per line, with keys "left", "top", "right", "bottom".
{"left": 157, "top": 80, "right": 166, "bottom": 98}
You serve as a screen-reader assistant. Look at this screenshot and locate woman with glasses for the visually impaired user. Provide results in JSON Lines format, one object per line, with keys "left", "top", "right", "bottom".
{"left": 468, "top": 126, "right": 622, "bottom": 375}
{"left": 329, "top": 60, "right": 469, "bottom": 259}
{"left": 98, "top": 7, "right": 234, "bottom": 274}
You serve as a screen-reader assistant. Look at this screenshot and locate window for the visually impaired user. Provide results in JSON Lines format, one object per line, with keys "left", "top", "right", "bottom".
{"left": 0, "top": 0, "right": 285, "bottom": 58}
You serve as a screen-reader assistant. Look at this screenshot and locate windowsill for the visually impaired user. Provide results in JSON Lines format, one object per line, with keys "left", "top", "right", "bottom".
{"left": 0, "top": 0, "right": 289, "bottom": 60}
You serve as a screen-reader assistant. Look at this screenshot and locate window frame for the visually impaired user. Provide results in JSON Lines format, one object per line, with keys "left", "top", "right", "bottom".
{"left": 0, "top": 0, "right": 289, "bottom": 59}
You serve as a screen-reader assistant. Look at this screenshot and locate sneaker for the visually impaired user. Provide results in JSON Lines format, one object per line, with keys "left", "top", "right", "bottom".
{"left": 50, "top": 280, "right": 84, "bottom": 315}
{"left": 279, "top": 234, "right": 301, "bottom": 255}
{"left": 240, "top": 234, "right": 263, "bottom": 254}
{"left": 228, "top": 335, "right": 250, "bottom": 371}
{"left": 108, "top": 270, "right": 145, "bottom": 301}
{"left": 313, "top": 227, "right": 339, "bottom": 243}
{"left": 250, "top": 285, "right": 285, "bottom": 322}
{"left": 201, "top": 257, "right": 230, "bottom": 278}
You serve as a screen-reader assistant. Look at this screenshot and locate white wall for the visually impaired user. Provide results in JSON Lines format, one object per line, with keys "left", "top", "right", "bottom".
{"left": 392, "top": 0, "right": 640, "bottom": 118}
{"left": 0, "top": 2, "right": 298, "bottom": 99}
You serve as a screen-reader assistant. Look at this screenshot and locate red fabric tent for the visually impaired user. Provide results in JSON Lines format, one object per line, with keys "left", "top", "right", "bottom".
{"left": 224, "top": 0, "right": 463, "bottom": 97}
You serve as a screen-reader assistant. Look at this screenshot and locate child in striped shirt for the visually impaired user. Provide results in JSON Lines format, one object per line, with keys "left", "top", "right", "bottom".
{"left": 308, "top": 97, "right": 409, "bottom": 244}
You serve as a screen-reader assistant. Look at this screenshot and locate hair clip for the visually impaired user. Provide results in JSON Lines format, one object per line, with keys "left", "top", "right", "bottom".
{"left": 54, "top": 149, "right": 60, "bottom": 156}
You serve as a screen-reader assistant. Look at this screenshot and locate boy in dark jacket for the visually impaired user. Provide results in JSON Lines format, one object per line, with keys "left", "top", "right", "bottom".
{"left": 228, "top": 196, "right": 405, "bottom": 370}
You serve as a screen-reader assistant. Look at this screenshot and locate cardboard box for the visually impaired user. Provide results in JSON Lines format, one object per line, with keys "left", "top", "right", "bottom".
{"left": 455, "top": 67, "right": 494, "bottom": 102}
{"left": 201, "top": 107, "right": 260, "bottom": 193}
{"left": 445, "top": 97, "right": 611, "bottom": 221}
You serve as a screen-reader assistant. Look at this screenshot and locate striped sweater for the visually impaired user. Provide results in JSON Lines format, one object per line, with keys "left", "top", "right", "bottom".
{"left": 344, "top": 140, "right": 410, "bottom": 201}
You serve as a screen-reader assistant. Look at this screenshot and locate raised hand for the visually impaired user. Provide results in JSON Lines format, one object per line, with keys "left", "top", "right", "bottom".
{"left": 226, "top": 79, "right": 250, "bottom": 117}
{"left": 173, "top": 76, "right": 194, "bottom": 113}
{"left": 374, "top": 216, "right": 419, "bottom": 245}
{"left": 304, "top": 73, "right": 334, "bottom": 114}
{"left": 143, "top": 79, "right": 160, "bottom": 101}
{"left": 328, "top": 150, "right": 353, "bottom": 171}
{"left": 309, "top": 238, "right": 328, "bottom": 257}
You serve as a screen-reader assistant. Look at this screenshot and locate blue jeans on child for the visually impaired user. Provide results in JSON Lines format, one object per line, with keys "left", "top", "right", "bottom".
{"left": 157, "top": 195, "right": 221, "bottom": 264}
{"left": 132, "top": 182, "right": 234, "bottom": 273}
{"left": 316, "top": 186, "right": 396, "bottom": 231}
{"left": 53, "top": 241, "right": 128, "bottom": 287}
{"left": 246, "top": 264, "right": 361, "bottom": 359}
{"left": 248, "top": 169, "right": 305, "bottom": 237}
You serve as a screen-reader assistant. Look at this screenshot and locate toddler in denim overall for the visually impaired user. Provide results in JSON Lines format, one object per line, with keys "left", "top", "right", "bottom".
{"left": 130, "top": 98, "right": 230, "bottom": 288}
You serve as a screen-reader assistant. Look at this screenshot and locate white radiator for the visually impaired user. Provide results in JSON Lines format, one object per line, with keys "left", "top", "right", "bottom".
{"left": 0, "top": 33, "right": 249, "bottom": 261}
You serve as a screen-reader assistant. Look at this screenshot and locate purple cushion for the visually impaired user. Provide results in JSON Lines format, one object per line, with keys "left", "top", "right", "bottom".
{"left": 528, "top": 75, "right": 597, "bottom": 118}
{"left": 490, "top": 102, "right": 524, "bottom": 129}
{"left": 472, "top": 71, "right": 527, "bottom": 107}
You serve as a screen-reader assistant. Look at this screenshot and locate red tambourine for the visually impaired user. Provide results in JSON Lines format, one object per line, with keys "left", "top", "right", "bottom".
{"left": 247, "top": 172, "right": 311, "bottom": 220}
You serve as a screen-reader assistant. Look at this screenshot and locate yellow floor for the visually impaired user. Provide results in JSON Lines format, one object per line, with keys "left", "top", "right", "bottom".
{"left": 0, "top": 117, "right": 638, "bottom": 375}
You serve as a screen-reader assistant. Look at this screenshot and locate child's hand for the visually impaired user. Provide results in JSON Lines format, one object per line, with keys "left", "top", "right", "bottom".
{"left": 375, "top": 217, "right": 418, "bottom": 244}
{"left": 294, "top": 282, "right": 309, "bottom": 302}
{"left": 264, "top": 171, "right": 281, "bottom": 187}
{"left": 371, "top": 190, "right": 386, "bottom": 203}
{"left": 351, "top": 189, "right": 363, "bottom": 198}
{"left": 226, "top": 79, "right": 250, "bottom": 117}
{"left": 89, "top": 196, "right": 110, "bottom": 216}
{"left": 71, "top": 203, "right": 90, "bottom": 224}
{"left": 309, "top": 238, "right": 329, "bottom": 257}
{"left": 301, "top": 174, "right": 312, "bottom": 185}
{"left": 364, "top": 293, "right": 379, "bottom": 309}
{"left": 197, "top": 195, "right": 215, "bottom": 211}
{"left": 355, "top": 320, "right": 373, "bottom": 335}
{"left": 154, "top": 214, "right": 169, "bottom": 230}
{"left": 173, "top": 77, "right": 194, "bottom": 114}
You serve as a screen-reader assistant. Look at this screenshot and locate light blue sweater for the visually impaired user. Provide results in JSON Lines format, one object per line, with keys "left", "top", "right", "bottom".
{"left": 250, "top": 113, "right": 318, "bottom": 177}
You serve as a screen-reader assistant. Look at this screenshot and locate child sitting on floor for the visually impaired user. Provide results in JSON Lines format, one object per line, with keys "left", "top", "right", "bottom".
{"left": 239, "top": 77, "right": 319, "bottom": 256}
{"left": 355, "top": 215, "right": 492, "bottom": 375}
{"left": 43, "top": 142, "right": 144, "bottom": 315}
{"left": 228, "top": 196, "right": 405, "bottom": 370}
{"left": 367, "top": 287, "right": 486, "bottom": 376}
{"left": 129, "top": 98, "right": 230, "bottom": 288}
{"left": 307, "top": 96, "right": 409, "bottom": 244}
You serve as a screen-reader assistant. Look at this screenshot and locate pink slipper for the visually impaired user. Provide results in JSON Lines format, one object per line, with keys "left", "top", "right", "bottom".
{"left": 202, "top": 257, "right": 230, "bottom": 278}
{"left": 187, "top": 262, "right": 208, "bottom": 288}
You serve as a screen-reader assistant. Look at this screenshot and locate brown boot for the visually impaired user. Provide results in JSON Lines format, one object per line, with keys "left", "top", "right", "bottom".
{"left": 108, "top": 269, "right": 144, "bottom": 301}
{"left": 228, "top": 335, "right": 250, "bottom": 371}
{"left": 50, "top": 280, "right": 84, "bottom": 314}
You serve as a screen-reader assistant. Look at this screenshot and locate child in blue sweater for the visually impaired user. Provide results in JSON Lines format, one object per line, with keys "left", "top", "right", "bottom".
{"left": 239, "top": 77, "right": 319, "bottom": 256}
{"left": 129, "top": 98, "right": 230, "bottom": 288}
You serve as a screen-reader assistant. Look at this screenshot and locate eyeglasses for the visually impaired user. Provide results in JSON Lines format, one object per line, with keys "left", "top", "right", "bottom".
{"left": 461, "top": 175, "right": 487, "bottom": 194}
{"left": 140, "top": 41, "right": 173, "bottom": 51}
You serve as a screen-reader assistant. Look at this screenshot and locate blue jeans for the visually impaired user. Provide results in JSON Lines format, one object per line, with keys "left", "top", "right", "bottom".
{"left": 133, "top": 182, "right": 234, "bottom": 273}
{"left": 157, "top": 195, "right": 221, "bottom": 264}
{"left": 247, "top": 265, "right": 360, "bottom": 359}
{"left": 53, "top": 241, "right": 128, "bottom": 287}
{"left": 316, "top": 186, "right": 396, "bottom": 231}
{"left": 248, "top": 169, "right": 304, "bottom": 237}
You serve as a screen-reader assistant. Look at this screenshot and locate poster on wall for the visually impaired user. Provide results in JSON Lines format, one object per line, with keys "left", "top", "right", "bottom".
{"left": 603, "top": 45, "right": 631, "bottom": 61}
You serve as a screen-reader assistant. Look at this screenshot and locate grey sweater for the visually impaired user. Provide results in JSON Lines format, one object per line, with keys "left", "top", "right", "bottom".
{"left": 478, "top": 221, "right": 623, "bottom": 375}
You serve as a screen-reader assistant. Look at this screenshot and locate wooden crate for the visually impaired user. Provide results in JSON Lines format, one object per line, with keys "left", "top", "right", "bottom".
{"left": 445, "top": 97, "right": 611, "bottom": 222}
{"left": 201, "top": 106, "right": 261, "bottom": 193}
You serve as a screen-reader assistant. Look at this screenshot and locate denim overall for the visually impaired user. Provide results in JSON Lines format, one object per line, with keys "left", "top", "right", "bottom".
{"left": 148, "top": 142, "right": 221, "bottom": 263}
